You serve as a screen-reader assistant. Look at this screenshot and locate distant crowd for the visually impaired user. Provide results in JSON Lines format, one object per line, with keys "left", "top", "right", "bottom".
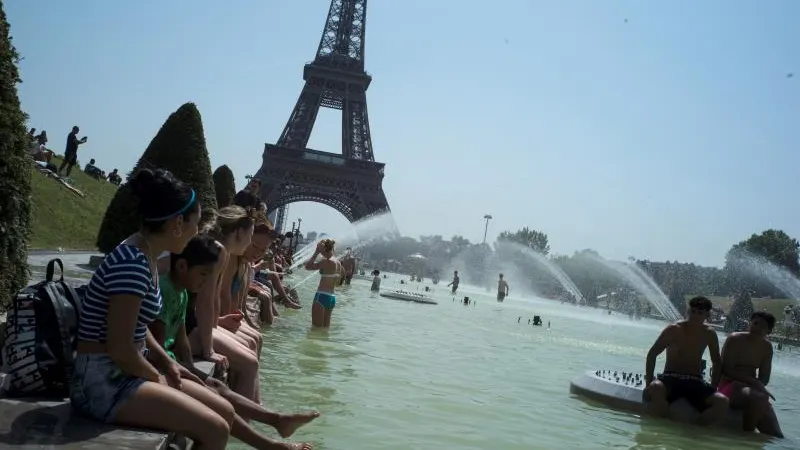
{"left": 27, "top": 126, "right": 122, "bottom": 185}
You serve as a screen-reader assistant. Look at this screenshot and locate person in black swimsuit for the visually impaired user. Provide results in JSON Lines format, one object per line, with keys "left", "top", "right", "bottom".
{"left": 447, "top": 270, "right": 460, "bottom": 294}
{"left": 644, "top": 296, "right": 728, "bottom": 425}
{"left": 497, "top": 274, "right": 509, "bottom": 302}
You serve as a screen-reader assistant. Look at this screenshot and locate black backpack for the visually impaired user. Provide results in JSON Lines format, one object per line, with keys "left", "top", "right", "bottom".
{"left": 1, "top": 259, "right": 84, "bottom": 399}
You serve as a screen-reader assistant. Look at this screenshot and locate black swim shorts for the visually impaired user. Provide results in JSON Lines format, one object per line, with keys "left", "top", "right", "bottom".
{"left": 657, "top": 372, "right": 717, "bottom": 411}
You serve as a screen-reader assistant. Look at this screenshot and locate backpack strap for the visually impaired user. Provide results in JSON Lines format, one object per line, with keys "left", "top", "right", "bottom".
{"left": 45, "top": 259, "right": 65, "bottom": 283}
{"left": 43, "top": 283, "right": 76, "bottom": 370}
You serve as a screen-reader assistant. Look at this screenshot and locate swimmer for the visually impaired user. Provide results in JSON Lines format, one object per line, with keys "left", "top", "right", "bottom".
{"left": 719, "top": 312, "right": 783, "bottom": 437}
{"left": 304, "top": 239, "right": 342, "bottom": 328}
{"left": 447, "top": 270, "right": 460, "bottom": 294}
{"left": 370, "top": 269, "right": 381, "bottom": 292}
{"left": 497, "top": 274, "right": 509, "bottom": 302}
{"left": 643, "top": 296, "right": 728, "bottom": 425}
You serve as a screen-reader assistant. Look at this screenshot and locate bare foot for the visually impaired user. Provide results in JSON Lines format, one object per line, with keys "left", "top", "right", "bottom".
{"left": 275, "top": 411, "right": 320, "bottom": 438}
{"left": 286, "top": 300, "right": 302, "bottom": 310}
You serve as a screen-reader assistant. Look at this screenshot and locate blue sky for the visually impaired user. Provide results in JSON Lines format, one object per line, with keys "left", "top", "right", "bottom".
{"left": 6, "top": 0, "right": 798, "bottom": 267}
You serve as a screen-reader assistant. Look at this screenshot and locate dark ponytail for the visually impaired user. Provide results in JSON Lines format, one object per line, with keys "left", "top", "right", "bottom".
{"left": 129, "top": 168, "right": 199, "bottom": 232}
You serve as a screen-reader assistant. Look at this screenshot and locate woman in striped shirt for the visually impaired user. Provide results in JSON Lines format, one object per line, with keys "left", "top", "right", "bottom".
{"left": 71, "top": 168, "right": 233, "bottom": 450}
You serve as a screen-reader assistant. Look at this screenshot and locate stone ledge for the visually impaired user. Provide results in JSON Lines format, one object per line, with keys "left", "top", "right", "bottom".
{"left": 0, "top": 398, "right": 170, "bottom": 450}
{"left": 0, "top": 359, "right": 219, "bottom": 449}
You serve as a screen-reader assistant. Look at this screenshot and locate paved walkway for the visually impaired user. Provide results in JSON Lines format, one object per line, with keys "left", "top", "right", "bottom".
{"left": 28, "top": 250, "right": 102, "bottom": 281}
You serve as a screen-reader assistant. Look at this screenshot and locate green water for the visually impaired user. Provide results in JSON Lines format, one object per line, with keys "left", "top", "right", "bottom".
{"left": 237, "top": 275, "right": 800, "bottom": 450}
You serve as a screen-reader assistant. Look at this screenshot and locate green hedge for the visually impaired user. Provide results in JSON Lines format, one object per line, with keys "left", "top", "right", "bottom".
{"left": 95, "top": 103, "right": 218, "bottom": 253}
{"left": 0, "top": 0, "right": 32, "bottom": 311}
{"left": 212, "top": 164, "right": 236, "bottom": 208}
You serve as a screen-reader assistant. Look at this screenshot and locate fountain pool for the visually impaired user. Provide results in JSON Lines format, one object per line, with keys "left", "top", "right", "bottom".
{"left": 242, "top": 273, "right": 799, "bottom": 449}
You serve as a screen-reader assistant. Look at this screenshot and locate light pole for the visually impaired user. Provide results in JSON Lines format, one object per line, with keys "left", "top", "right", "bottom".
{"left": 482, "top": 214, "right": 493, "bottom": 244}
{"left": 294, "top": 218, "right": 302, "bottom": 252}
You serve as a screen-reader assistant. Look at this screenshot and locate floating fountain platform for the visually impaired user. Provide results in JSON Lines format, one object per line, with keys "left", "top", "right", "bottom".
{"left": 379, "top": 290, "right": 437, "bottom": 305}
{"left": 569, "top": 370, "right": 743, "bottom": 428}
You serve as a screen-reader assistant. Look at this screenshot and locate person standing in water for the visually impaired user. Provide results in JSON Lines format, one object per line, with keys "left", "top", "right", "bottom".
{"left": 340, "top": 248, "right": 356, "bottom": 285}
{"left": 497, "top": 274, "right": 509, "bottom": 302}
{"left": 370, "top": 270, "right": 381, "bottom": 292}
{"left": 447, "top": 270, "right": 460, "bottom": 294}
{"left": 304, "top": 239, "right": 342, "bottom": 327}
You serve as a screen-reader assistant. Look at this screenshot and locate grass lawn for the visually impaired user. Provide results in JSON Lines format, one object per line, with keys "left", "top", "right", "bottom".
{"left": 29, "top": 156, "right": 117, "bottom": 250}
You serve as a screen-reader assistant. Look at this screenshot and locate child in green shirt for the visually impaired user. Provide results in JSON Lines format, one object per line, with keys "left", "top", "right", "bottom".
{"left": 150, "top": 235, "right": 218, "bottom": 367}
{"left": 150, "top": 235, "right": 319, "bottom": 450}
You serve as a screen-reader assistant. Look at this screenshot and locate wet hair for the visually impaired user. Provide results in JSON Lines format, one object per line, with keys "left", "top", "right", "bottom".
{"left": 171, "top": 234, "right": 221, "bottom": 270}
{"left": 499, "top": 273, "right": 504, "bottom": 278}
{"left": 688, "top": 296, "right": 712, "bottom": 311}
{"left": 202, "top": 205, "right": 262, "bottom": 241}
{"left": 751, "top": 311, "right": 776, "bottom": 332}
{"left": 321, "top": 238, "right": 335, "bottom": 253}
{"left": 129, "top": 168, "right": 199, "bottom": 233}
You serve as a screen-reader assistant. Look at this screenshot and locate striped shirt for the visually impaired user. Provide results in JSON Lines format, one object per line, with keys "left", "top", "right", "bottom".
{"left": 79, "top": 243, "right": 162, "bottom": 343}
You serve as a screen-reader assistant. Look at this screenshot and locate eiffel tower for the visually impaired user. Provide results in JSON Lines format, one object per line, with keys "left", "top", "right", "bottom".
{"left": 254, "top": 0, "right": 390, "bottom": 232}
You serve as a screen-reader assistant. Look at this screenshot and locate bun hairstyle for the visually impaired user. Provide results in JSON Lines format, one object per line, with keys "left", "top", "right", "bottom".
{"left": 129, "top": 168, "right": 199, "bottom": 232}
{"left": 202, "top": 205, "right": 265, "bottom": 240}
{"left": 321, "top": 238, "right": 335, "bottom": 253}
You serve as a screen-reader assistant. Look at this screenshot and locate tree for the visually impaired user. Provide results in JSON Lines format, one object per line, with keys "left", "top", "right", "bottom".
{"left": 724, "top": 229, "right": 800, "bottom": 297}
{"left": 212, "top": 165, "right": 236, "bottom": 208}
{"left": 0, "top": 1, "right": 32, "bottom": 311}
{"left": 725, "top": 289, "right": 754, "bottom": 333}
{"left": 497, "top": 227, "right": 550, "bottom": 255}
{"left": 95, "top": 103, "right": 218, "bottom": 253}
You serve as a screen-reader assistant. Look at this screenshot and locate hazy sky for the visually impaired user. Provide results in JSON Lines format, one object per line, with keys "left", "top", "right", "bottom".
{"left": 6, "top": 0, "right": 798, "bottom": 267}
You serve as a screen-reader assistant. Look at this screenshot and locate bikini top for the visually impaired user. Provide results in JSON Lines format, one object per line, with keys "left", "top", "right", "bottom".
{"left": 231, "top": 263, "right": 242, "bottom": 294}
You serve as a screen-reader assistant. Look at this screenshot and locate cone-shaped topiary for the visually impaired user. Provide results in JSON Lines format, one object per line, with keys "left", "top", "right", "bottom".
{"left": 212, "top": 165, "right": 236, "bottom": 208}
{"left": 0, "top": 1, "right": 32, "bottom": 311}
{"left": 95, "top": 102, "right": 218, "bottom": 253}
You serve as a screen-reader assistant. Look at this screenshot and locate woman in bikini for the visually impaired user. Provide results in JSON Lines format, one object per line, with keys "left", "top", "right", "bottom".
{"left": 304, "top": 239, "right": 341, "bottom": 328}
{"left": 71, "top": 168, "right": 232, "bottom": 449}
{"left": 190, "top": 206, "right": 262, "bottom": 402}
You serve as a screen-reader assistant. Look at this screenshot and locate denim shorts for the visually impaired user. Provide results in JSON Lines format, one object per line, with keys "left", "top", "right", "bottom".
{"left": 70, "top": 353, "right": 147, "bottom": 423}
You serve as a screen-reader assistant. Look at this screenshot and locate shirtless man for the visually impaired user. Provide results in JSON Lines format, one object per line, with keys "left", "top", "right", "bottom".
{"left": 447, "top": 270, "right": 460, "bottom": 294}
{"left": 340, "top": 248, "right": 356, "bottom": 285}
{"left": 643, "top": 296, "right": 728, "bottom": 425}
{"left": 719, "top": 312, "right": 783, "bottom": 437}
{"left": 497, "top": 274, "right": 509, "bottom": 302}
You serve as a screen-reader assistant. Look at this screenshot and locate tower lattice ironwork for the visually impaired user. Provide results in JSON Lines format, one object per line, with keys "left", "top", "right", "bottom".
{"left": 254, "top": 0, "right": 390, "bottom": 232}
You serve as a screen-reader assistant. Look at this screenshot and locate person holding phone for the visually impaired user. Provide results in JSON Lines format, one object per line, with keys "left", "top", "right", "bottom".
{"left": 58, "top": 125, "right": 88, "bottom": 177}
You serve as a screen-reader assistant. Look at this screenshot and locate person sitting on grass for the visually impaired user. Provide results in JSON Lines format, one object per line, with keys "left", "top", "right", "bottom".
{"left": 71, "top": 168, "right": 232, "bottom": 449}
{"left": 150, "top": 235, "right": 317, "bottom": 450}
